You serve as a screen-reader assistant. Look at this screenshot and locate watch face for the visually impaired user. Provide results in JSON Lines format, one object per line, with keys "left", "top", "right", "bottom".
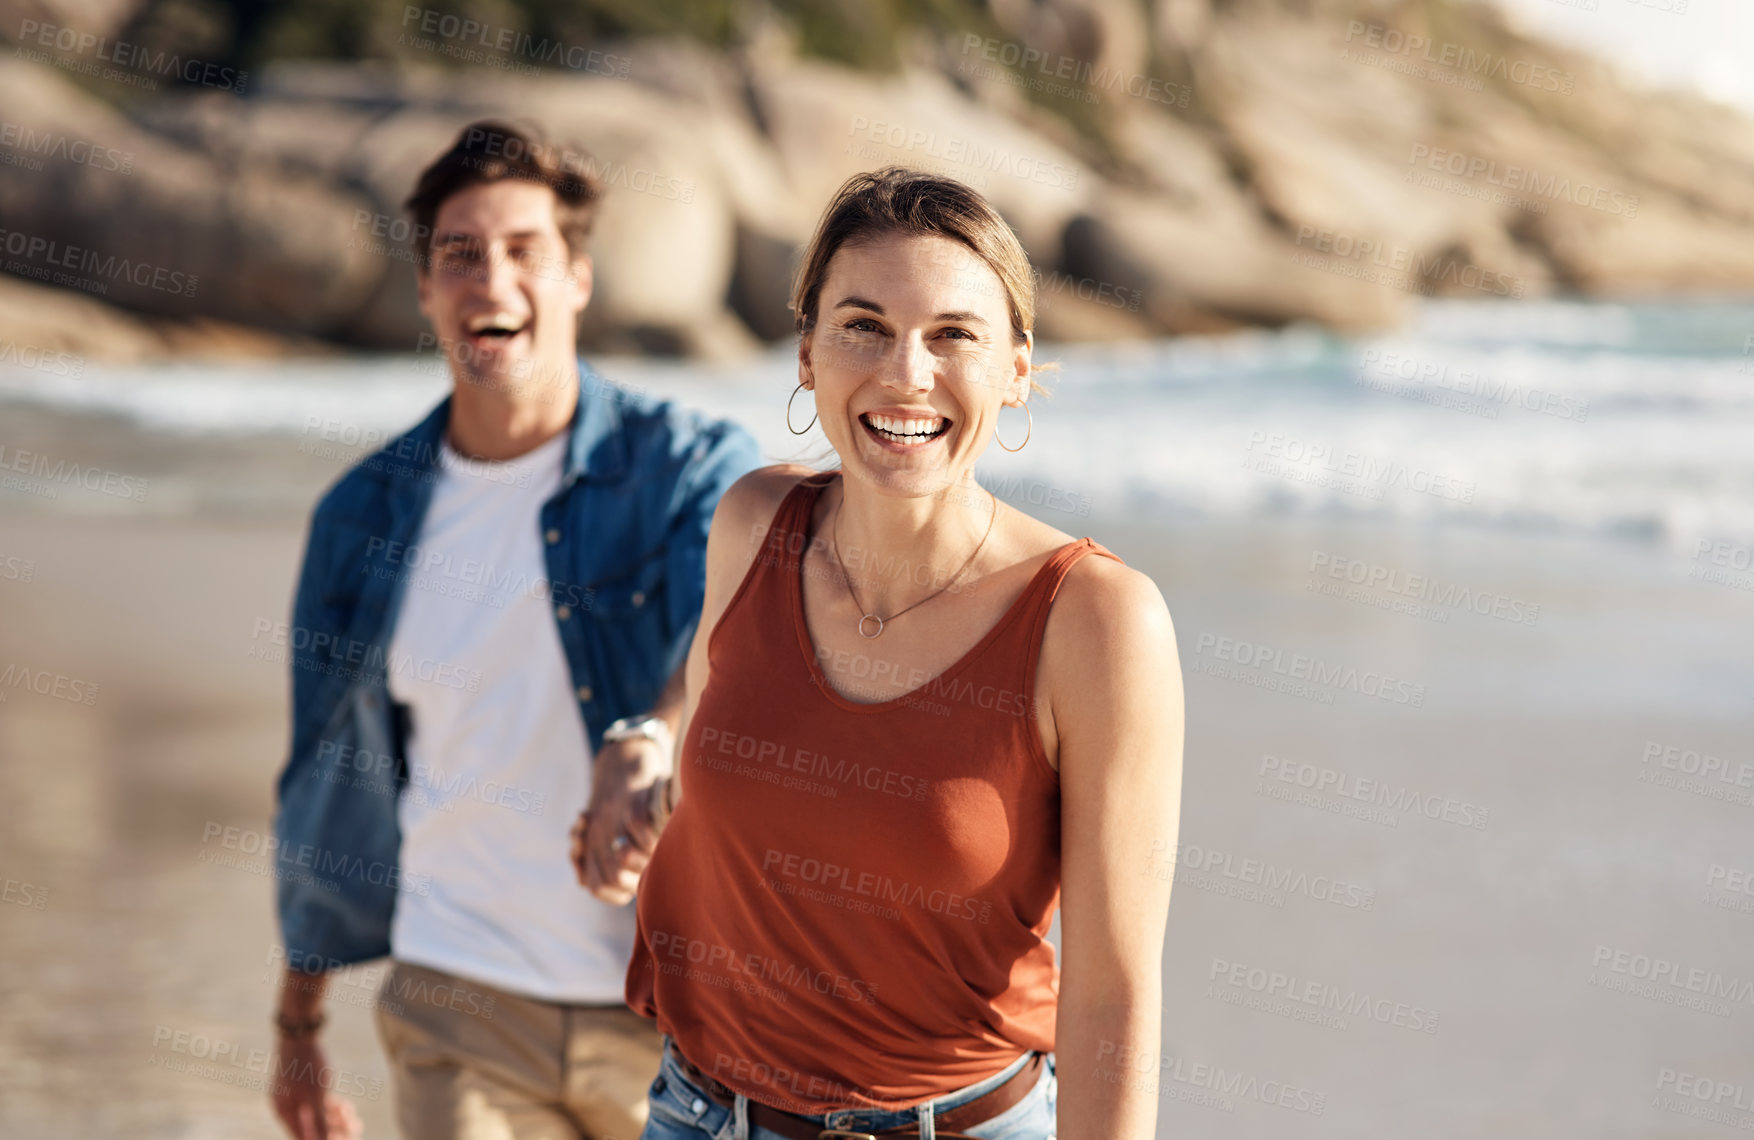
{"left": 607, "top": 718, "right": 664, "bottom": 743}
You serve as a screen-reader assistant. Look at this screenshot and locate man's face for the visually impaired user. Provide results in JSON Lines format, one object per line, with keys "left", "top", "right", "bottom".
{"left": 416, "top": 179, "right": 592, "bottom": 399}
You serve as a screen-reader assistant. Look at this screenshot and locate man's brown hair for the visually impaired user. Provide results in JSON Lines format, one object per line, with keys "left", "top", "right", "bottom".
{"left": 403, "top": 120, "right": 605, "bottom": 268}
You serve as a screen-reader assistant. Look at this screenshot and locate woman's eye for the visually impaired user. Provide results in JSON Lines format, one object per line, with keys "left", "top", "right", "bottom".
{"left": 942, "top": 327, "right": 975, "bottom": 341}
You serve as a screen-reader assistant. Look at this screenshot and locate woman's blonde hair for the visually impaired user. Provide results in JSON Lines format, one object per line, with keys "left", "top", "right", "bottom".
{"left": 790, "top": 167, "right": 1051, "bottom": 391}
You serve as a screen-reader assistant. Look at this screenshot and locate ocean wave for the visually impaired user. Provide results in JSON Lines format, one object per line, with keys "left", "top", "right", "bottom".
{"left": 2, "top": 301, "right": 1748, "bottom": 546}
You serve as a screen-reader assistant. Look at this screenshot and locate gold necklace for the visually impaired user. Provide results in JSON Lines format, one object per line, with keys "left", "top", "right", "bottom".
{"left": 829, "top": 485, "right": 997, "bottom": 639}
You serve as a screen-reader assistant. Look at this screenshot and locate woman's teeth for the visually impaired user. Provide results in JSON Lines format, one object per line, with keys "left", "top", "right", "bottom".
{"left": 864, "top": 413, "right": 947, "bottom": 444}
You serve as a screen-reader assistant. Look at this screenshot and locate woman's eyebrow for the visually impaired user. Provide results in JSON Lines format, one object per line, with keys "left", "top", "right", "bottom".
{"left": 830, "top": 297, "right": 989, "bottom": 326}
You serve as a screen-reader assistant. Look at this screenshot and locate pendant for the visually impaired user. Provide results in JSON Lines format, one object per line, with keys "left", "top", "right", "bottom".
{"left": 858, "top": 613, "right": 884, "bottom": 639}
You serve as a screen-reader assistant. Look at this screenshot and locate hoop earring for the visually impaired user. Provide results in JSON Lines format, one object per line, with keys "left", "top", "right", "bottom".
{"left": 786, "top": 382, "right": 817, "bottom": 435}
{"left": 996, "top": 402, "right": 1032, "bottom": 452}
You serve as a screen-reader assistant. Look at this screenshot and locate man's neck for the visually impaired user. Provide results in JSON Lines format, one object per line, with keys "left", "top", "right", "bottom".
{"left": 446, "top": 365, "right": 581, "bottom": 461}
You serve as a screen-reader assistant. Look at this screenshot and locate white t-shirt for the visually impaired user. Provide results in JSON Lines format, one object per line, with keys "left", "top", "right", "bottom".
{"left": 387, "top": 430, "right": 634, "bottom": 1003}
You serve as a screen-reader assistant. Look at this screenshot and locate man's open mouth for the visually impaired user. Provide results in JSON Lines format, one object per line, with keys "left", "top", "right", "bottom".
{"left": 465, "top": 312, "right": 531, "bottom": 346}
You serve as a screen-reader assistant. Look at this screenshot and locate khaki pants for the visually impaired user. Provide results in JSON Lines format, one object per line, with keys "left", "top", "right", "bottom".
{"left": 374, "top": 960, "right": 663, "bottom": 1140}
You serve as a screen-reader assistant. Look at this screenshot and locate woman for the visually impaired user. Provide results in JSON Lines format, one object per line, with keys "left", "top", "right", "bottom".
{"left": 590, "top": 167, "right": 1183, "bottom": 1139}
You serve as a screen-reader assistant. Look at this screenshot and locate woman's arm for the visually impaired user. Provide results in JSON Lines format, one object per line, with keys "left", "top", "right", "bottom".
{"left": 1043, "top": 557, "right": 1185, "bottom": 1140}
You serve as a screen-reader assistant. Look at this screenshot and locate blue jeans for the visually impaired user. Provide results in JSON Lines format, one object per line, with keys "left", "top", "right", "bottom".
{"left": 639, "top": 1036, "right": 1058, "bottom": 1140}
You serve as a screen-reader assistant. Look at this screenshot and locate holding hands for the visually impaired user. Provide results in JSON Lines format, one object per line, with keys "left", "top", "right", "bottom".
{"left": 570, "top": 731, "right": 673, "bottom": 905}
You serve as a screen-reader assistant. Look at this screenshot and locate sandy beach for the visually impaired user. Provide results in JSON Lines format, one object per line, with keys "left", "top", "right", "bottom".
{"left": 2, "top": 375, "right": 1749, "bottom": 1139}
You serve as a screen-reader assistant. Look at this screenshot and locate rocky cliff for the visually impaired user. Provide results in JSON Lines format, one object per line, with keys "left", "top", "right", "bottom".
{"left": 1, "top": 0, "right": 1751, "bottom": 361}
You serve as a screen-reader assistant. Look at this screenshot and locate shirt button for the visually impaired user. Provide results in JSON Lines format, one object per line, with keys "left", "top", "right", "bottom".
{"left": 576, "top": 685, "right": 593, "bottom": 702}
{"left": 545, "top": 528, "right": 561, "bottom": 544}
{"left": 556, "top": 604, "right": 572, "bottom": 620}
{"left": 631, "top": 590, "right": 646, "bottom": 608}
{"left": 690, "top": 1097, "right": 705, "bottom": 1114}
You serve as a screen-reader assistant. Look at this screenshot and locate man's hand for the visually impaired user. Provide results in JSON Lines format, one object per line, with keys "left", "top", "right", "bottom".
{"left": 571, "top": 737, "right": 668, "bottom": 904}
{"left": 268, "top": 969, "right": 360, "bottom": 1140}
{"left": 270, "top": 1036, "right": 362, "bottom": 1140}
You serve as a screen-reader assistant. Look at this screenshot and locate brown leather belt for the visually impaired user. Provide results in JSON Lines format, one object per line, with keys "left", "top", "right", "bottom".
{"left": 671, "top": 1047, "right": 1045, "bottom": 1140}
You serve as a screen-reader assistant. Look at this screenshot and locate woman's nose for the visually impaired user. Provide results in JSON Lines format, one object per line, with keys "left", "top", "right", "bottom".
{"left": 880, "top": 335, "right": 934, "bottom": 391}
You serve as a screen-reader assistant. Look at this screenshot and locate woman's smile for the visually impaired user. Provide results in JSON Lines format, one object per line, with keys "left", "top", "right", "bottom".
{"left": 859, "top": 410, "right": 952, "bottom": 451}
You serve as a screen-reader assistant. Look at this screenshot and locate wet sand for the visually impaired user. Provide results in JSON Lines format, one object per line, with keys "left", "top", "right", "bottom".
{"left": 1, "top": 412, "right": 1751, "bottom": 1138}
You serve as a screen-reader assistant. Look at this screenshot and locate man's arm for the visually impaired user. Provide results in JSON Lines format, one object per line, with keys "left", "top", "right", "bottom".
{"left": 657, "top": 417, "right": 764, "bottom": 644}
{"left": 573, "top": 464, "right": 811, "bottom": 904}
{"left": 570, "top": 659, "right": 684, "bottom": 903}
{"left": 268, "top": 500, "right": 364, "bottom": 1140}
{"left": 568, "top": 415, "right": 764, "bottom": 902}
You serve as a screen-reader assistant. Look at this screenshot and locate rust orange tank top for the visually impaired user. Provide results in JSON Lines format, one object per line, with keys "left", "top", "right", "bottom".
{"left": 624, "top": 472, "right": 1123, "bottom": 1113}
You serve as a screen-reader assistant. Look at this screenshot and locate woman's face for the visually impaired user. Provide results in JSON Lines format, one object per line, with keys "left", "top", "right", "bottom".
{"left": 800, "top": 231, "right": 1031, "bottom": 500}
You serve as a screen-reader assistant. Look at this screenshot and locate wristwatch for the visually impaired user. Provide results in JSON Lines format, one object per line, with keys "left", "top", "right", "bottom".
{"left": 603, "top": 714, "right": 674, "bottom": 756}
{"left": 603, "top": 714, "right": 677, "bottom": 831}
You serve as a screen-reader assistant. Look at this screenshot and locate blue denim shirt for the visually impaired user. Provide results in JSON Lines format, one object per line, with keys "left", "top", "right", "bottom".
{"left": 272, "top": 361, "right": 761, "bottom": 967}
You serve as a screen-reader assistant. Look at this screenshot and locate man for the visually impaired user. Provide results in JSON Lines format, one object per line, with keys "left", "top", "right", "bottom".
{"left": 268, "top": 120, "right": 760, "bottom": 1140}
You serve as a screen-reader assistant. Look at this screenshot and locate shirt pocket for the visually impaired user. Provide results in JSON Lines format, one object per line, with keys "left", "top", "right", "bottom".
{"left": 585, "top": 549, "right": 675, "bottom": 706}
{"left": 588, "top": 546, "right": 670, "bottom": 624}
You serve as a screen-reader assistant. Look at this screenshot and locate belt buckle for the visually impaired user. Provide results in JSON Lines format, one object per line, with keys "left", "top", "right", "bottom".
{"left": 818, "top": 1131, "right": 879, "bottom": 1140}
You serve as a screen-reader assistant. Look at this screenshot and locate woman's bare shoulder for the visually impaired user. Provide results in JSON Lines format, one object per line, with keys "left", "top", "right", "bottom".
{"left": 717, "top": 464, "right": 821, "bottom": 529}
{"left": 1063, "top": 551, "right": 1171, "bottom": 630}
{"left": 1033, "top": 535, "right": 1180, "bottom": 771}
{"left": 706, "top": 464, "right": 823, "bottom": 580}
{"left": 989, "top": 502, "right": 1167, "bottom": 631}
{"left": 1042, "top": 540, "right": 1177, "bottom": 671}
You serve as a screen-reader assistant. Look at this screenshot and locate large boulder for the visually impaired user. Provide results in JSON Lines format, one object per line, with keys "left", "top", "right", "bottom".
{"left": 749, "top": 56, "right": 1095, "bottom": 270}
{"left": 128, "top": 89, "right": 384, "bottom": 180}
{"left": 459, "top": 73, "right": 754, "bottom": 358}
{"left": 1062, "top": 183, "right": 1406, "bottom": 333}
{"left": 10, "top": 0, "right": 1754, "bottom": 358}
{"left": 0, "top": 274, "right": 328, "bottom": 362}
{"left": 0, "top": 57, "right": 384, "bottom": 336}
{"left": 135, "top": 61, "right": 761, "bottom": 357}
{"left": 1193, "top": 0, "right": 1754, "bottom": 300}
{"left": 985, "top": 0, "right": 1153, "bottom": 113}
{"left": 0, "top": 273, "right": 165, "bottom": 363}
{"left": 1071, "top": 106, "right": 1404, "bottom": 332}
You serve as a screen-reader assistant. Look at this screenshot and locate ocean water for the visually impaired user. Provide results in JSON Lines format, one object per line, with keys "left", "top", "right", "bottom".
{"left": 1, "top": 297, "right": 1750, "bottom": 549}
